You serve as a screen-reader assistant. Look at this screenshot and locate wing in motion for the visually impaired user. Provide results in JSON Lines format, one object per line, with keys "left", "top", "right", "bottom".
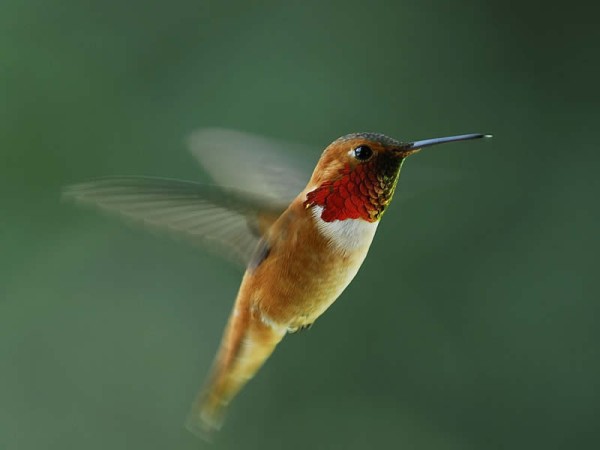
{"left": 63, "top": 177, "right": 283, "bottom": 267}
{"left": 187, "top": 127, "right": 314, "bottom": 206}
{"left": 63, "top": 129, "right": 318, "bottom": 267}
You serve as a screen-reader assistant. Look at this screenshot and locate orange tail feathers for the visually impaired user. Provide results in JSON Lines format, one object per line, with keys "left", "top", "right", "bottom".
{"left": 186, "top": 306, "right": 286, "bottom": 438}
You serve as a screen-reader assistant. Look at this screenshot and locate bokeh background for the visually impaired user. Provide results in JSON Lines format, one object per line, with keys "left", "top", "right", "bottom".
{"left": 1, "top": 1, "right": 598, "bottom": 449}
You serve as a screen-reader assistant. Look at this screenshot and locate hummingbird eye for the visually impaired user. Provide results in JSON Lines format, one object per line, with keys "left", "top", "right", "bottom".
{"left": 352, "top": 145, "right": 373, "bottom": 161}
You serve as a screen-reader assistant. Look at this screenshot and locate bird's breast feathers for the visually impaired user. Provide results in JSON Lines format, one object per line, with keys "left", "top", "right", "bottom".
{"left": 310, "top": 205, "right": 379, "bottom": 254}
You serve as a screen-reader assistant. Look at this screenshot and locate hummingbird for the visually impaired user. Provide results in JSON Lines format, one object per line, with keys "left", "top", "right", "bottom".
{"left": 64, "top": 128, "right": 491, "bottom": 437}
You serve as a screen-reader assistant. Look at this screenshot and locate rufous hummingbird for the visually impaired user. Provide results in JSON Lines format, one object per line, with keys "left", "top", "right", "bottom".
{"left": 64, "top": 128, "right": 491, "bottom": 437}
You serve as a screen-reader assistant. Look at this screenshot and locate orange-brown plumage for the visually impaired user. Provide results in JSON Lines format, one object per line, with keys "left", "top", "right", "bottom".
{"left": 188, "top": 134, "right": 410, "bottom": 434}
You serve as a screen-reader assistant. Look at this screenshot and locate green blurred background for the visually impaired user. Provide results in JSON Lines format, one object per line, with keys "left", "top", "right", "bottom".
{"left": 1, "top": 1, "right": 598, "bottom": 449}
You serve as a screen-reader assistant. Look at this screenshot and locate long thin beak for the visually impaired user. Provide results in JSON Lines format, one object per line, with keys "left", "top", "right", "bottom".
{"left": 401, "top": 133, "right": 492, "bottom": 155}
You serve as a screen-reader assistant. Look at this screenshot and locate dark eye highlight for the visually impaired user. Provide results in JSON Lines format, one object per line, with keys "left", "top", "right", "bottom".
{"left": 353, "top": 145, "right": 373, "bottom": 161}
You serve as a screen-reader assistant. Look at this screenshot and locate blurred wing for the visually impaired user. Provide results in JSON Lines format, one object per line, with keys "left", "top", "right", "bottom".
{"left": 187, "top": 128, "right": 314, "bottom": 205}
{"left": 63, "top": 177, "right": 284, "bottom": 267}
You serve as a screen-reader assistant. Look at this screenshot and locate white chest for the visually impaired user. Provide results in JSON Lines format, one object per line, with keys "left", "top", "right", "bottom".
{"left": 311, "top": 206, "right": 379, "bottom": 254}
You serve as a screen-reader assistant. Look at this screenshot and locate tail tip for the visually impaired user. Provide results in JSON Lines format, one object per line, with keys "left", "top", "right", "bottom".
{"left": 185, "top": 399, "right": 227, "bottom": 441}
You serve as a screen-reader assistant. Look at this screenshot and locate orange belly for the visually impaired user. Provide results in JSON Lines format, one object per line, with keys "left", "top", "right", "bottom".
{"left": 245, "top": 199, "right": 375, "bottom": 330}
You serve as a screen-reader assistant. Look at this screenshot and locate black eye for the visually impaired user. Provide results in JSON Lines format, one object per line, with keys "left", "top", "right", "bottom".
{"left": 353, "top": 145, "right": 373, "bottom": 161}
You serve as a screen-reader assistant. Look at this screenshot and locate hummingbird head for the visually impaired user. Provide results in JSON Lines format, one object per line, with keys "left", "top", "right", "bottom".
{"left": 304, "top": 132, "right": 490, "bottom": 223}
